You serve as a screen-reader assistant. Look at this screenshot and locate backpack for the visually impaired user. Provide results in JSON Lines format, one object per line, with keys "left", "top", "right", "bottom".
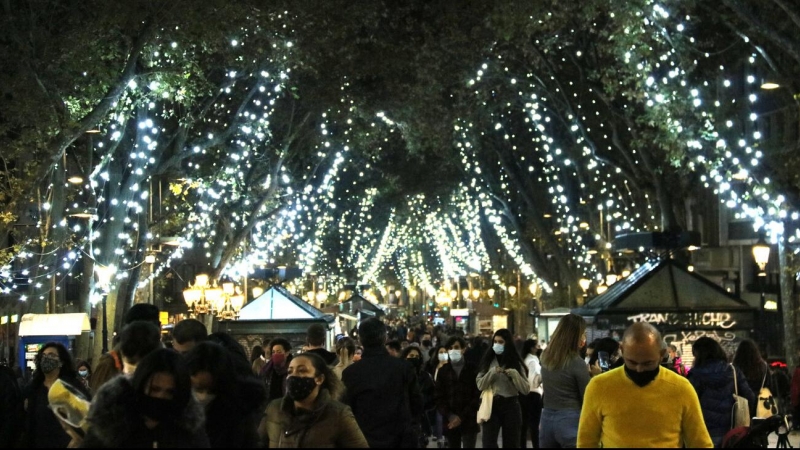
{"left": 755, "top": 363, "right": 778, "bottom": 419}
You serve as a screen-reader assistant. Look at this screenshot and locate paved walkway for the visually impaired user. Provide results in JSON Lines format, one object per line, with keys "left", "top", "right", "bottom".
{"left": 425, "top": 429, "right": 800, "bottom": 448}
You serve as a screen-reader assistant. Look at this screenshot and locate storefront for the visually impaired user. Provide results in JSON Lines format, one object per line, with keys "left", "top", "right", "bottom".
{"left": 572, "top": 259, "right": 756, "bottom": 367}
{"left": 217, "top": 285, "right": 335, "bottom": 355}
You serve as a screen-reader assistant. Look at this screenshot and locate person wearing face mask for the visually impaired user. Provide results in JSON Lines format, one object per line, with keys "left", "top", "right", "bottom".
{"left": 402, "top": 345, "right": 436, "bottom": 447}
{"left": 260, "top": 352, "right": 368, "bottom": 447}
{"left": 186, "top": 341, "right": 266, "bottom": 448}
{"left": 333, "top": 336, "right": 356, "bottom": 379}
{"left": 476, "top": 329, "right": 530, "bottom": 448}
{"left": 435, "top": 336, "right": 481, "bottom": 448}
{"left": 427, "top": 345, "right": 449, "bottom": 448}
{"left": 75, "top": 360, "right": 92, "bottom": 393}
{"left": 22, "top": 342, "right": 89, "bottom": 448}
{"left": 521, "top": 339, "right": 543, "bottom": 449}
{"left": 81, "top": 348, "right": 210, "bottom": 448}
{"left": 539, "top": 314, "right": 590, "bottom": 448}
{"left": 577, "top": 323, "right": 713, "bottom": 448}
{"left": 260, "top": 337, "right": 293, "bottom": 402}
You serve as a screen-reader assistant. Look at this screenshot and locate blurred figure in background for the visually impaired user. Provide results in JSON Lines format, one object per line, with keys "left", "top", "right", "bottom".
{"left": 186, "top": 341, "right": 266, "bottom": 448}
{"left": 0, "top": 359, "right": 24, "bottom": 447}
{"left": 521, "top": 339, "right": 543, "bottom": 448}
{"left": 172, "top": 319, "right": 208, "bottom": 355}
{"left": 333, "top": 336, "right": 356, "bottom": 379}
{"left": 75, "top": 359, "right": 92, "bottom": 393}
{"left": 250, "top": 345, "right": 265, "bottom": 377}
{"left": 261, "top": 337, "right": 292, "bottom": 403}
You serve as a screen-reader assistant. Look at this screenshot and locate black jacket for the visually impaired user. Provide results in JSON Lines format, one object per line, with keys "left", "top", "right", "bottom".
{"left": 341, "top": 347, "right": 423, "bottom": 448}
{"left": 434, "top": 360, "right": 481, "bottom": 434}
{"left": 304, "top": 348, "right": 339, "bottom": 366}
{"left": 0, "top": 365, "right": 23, "bottom": 447}
{"left": 23, "top": 374, "right": 89, "bottom": 448}
{"left": 205, "top": 375, "right": 265, "bottom": 448}
{"left": 82, "top": 375, "right": 210, "bottom": 448}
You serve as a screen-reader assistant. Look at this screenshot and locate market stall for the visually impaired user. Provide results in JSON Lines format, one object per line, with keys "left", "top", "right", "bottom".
{"left": 323, "top": 293, "right": 386, "bottom": 337}
{"left": 17, "top": 313, "right": 91, "bottom": 373}
{"left": 572, "top": 259, "right": 756, "bottom": 367}
{"left": 216, "top": 285, "right": 335, "bottom": 354}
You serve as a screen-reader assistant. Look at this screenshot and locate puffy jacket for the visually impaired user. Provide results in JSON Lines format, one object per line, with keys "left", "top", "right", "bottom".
{"left": 261, "top": 390, "right": 368, "bottom": 448}
{"left": 688, "top": 361, "right": 755, "bottom": 443}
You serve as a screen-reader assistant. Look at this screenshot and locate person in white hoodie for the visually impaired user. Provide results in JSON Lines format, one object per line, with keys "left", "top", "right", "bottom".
{"left": 521, "top": 339, "right": 543, "bottom": 448}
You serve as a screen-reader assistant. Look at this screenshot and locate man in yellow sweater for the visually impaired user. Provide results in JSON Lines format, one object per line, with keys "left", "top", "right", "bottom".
{"left": 577, "top": 323, "right": 713, "bottom": 448}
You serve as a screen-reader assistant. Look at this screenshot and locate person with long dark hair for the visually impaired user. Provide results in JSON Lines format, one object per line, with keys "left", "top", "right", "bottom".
{"left": 82, "top": 348, "right": 210, "bottom": 447}
{"left": 22, "top": 342, "right": 89, "bottom": 448}
{"left": 261, "top": 337, "right": 293, "bottom": 402}
{"left": 539, "top": 313, "right": 589, "bottom": 448}
{"left": 476, "top": 328, "right": 529, "bottom": 448}
{"left": 688, "top": 337, "right": 755, "bottom": 447}
{"left": 186, "top": 341, "right": 266, "bottom": 448}
{"left": 733, "top": 338, "right": 773, "bottom": 417}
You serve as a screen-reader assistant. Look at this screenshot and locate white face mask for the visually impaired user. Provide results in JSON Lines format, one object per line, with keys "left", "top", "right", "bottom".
{"left": 448, "top": 350, "right": 462, "bottom": 363}
{"left": 438, "top": 353, "right": 449, "bottom": 362}
{"left": 493, "top": 343, "right": 505, "bottom": 355}
{"left": 193, "top": 391, "right": 216, "bottom": 408}
{"left": 585, "top": 356, "right": 591, "bottom": 364}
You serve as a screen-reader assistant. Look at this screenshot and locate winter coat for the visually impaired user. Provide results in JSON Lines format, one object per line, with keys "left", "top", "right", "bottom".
{"left": 0, "top": 365, "right": 24, "bottom": 447}
{"left": 261, "top": 389, "right": 368, "bottom": 448}
{"left": 205, "top": 375, "right": 266, "bottom": 448}
{"left": 341, "top": 346, "right": 423, "bottom": 448}
{"left": 82, "top": 375, "right": 210, "bottom": 448}
{"left": 23, "top": 374, "right": 89, "bottom": 448}
{"left": 304, "top": 348, "right": 339, "bottom": 366}
{"left": 434, "top": 360, "right": 481, "bottom": 435}
{"left": 688, "top": 361, "right": 756, "bottom": 444}
{"left": 261, "top": 355, "right": 293, "bottom": 402}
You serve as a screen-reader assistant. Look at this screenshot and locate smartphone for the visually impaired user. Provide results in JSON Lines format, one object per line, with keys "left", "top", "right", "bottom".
{"left": 598, "top": 351, "right": 610, "bottom": 372}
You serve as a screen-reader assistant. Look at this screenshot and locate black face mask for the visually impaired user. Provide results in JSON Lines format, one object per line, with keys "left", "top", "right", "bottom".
{"left": 138, "top": 395, "right": 182, "bottom": 423}
{"left": 407, "top": 358, "right": 422, "bottom": 370}
{"left": 624, "top": 365, "right": 660, "bottom": 387}
{"left": 422, "top": 340, "right": 432, "bottom": 348}
{"left": 286, "top": 376, "right": 318, "bottom": 401}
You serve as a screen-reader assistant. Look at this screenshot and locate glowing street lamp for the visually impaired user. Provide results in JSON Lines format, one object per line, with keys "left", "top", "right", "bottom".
{"left": 752, "top": 235, "right": 770, "bottom": 276}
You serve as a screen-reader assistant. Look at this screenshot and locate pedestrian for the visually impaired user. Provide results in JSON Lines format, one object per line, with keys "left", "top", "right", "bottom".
{"left": 0, "top": 362, "right": 24, "bottom": 447}
{"left": 342, "top": 318, "right": 424, "bottom": 448}
{"left": 403, "top": 345, "right": 436, "bottom": 446}
{"left": 171, "top": 318, "right": 209, "bottom": 355}
{"left": 22, "top": 342, "right": 89, "bottom": 448}
{"left": 261, "top": 352, "right": 368, "bottom": 447}
{"left": 733, "top": 338, "right": 773, "bottom": 417}
{"left": 577, "top": 322, "right": 713, "bottom": 448}
{"left": 304, "top": 323, "right": 338, "bottom": 365}
{"left": 75, "top": 359, "right": 92, "bottom": 393}
{"left": 476, "top": 328, "right": 529, "bottom": 448}
{"left": 261, "top": 337, "right": 293, "bottom": 403}
{"left": 435, "top": 335, "right": 480, "bottom": 449}
{"left": 520, "top": 339, "right": 543, "bottom": 448}
{"left": 250, "top": 345, "right": 266, "bottom": 377}
{"left": 186, "top": 341, "right": 266, "bottom": 448}
{"left": 690, "top": 337, "right": 755, "bottom": 446}
{"left": 91, "top": 303, "right": 161, "bottom": 393}
{"left": 333, "top": 336, "right": 356, "bottom": 379}
{"left": 82, "top": 348, "right": 210, "bottom": 447}
{"left": 539, "top": 313, "right": 590, "bottom": 448}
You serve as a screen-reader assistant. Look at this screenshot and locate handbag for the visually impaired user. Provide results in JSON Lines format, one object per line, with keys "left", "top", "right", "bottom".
{"left": 731, "top": 364, "right": 751, "bottom": 429}
{"left": 756, "top": 362, "right": 779, "bottom": 418}
{"left": 477, "top": 388, "right": 494, "bottom": 424}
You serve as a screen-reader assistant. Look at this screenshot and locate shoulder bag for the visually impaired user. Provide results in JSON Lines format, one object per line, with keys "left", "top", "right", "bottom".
{"left": 756, "top": 362, "right": 778, "bottom": 418}
{"left": 731, "top": 364, "right": 751, "bottom": 429}
{"left": 477, "top": 388, "right": 494, "bottom": 424}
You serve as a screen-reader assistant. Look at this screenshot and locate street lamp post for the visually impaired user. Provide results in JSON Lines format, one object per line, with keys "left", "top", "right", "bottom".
{"left": 94, "top": 264, "right": 115, "bottom": 354}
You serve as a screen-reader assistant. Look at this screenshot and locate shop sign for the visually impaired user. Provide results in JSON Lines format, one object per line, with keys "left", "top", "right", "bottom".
{"left": 626, "top": 312, "right": 737, "bottom": 329}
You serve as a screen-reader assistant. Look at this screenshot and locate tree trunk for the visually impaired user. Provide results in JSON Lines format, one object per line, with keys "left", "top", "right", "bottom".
{"left": 779, "top": 231, "right": 797, "bottom": 369}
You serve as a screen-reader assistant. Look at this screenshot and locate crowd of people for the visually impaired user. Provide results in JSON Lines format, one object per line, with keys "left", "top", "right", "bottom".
{"left": 0, "top": 305, "right": 799, "bottom": 448}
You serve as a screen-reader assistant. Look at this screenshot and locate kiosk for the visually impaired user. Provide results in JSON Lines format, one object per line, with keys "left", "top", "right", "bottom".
{"left": 17, "top": 313, "right": 91, "bottom": 372}
{"left": 572, "top": 259, "right": 756, "bottom": 367}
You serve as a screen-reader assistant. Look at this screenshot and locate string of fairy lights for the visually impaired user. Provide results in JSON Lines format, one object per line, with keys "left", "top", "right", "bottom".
{"left": 2, "top": 3, "right": 799, "bottom": 312}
